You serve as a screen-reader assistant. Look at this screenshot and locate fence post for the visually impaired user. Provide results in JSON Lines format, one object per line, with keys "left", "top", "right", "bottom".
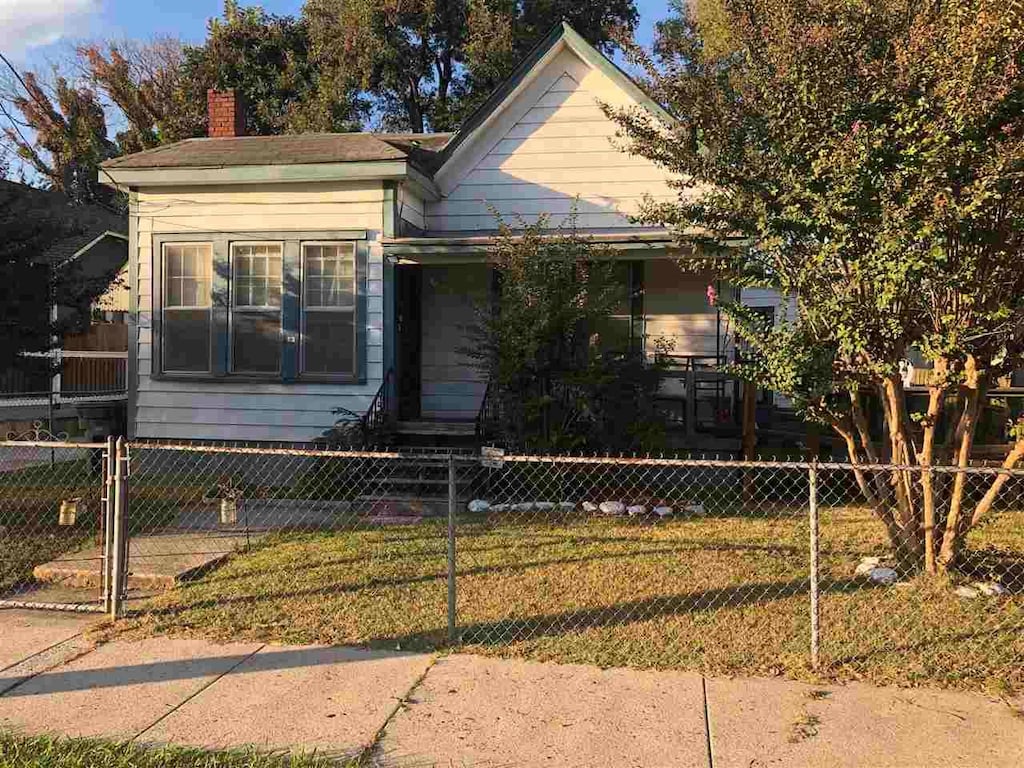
{"left": 110, "top": 437, "right": 128, "bottom": 620}
{"left": 808, "top": 460, "right": 820, "bottom": 671}
{"left": 447, "top": 452, "right": 457, "bottom": 644}
{"left": 102, "top": 436, "right": 116, "bottom": 613}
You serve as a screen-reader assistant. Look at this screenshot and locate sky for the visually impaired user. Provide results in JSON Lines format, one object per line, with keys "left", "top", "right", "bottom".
{"left": 1, "top": 0, "right": 673, "bottom": 66}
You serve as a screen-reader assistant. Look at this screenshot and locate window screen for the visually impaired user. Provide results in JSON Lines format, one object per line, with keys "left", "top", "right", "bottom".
{"left": 231, "top": 243, "right": 283, "bottom": 374}
{"left": 302, "top": 243, "right": 356, "bottom": 375}
{"left": 162, "top": 243, "right": 212, "bottom": 372}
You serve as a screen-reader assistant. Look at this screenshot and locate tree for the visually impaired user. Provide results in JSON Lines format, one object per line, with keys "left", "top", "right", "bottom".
{"left": 1, "top": 58, "right": 118, "bottom": 203}
{"left": 180, "top": 1, "right": 365, "bottom": 136}
{"left": 465, "top": 213, "right": 668, "bottom": 452}
{"left": 0, "top": 184, "right": 120, "bottom": 382}
{"left": 612, "top": 0, "right": 1024, "bottom": 573}
{"left": 304, "top": 0, "right": 639, "bottom": 133}
{"left": 80, "top": 38, "right": 203, "bottom": 154}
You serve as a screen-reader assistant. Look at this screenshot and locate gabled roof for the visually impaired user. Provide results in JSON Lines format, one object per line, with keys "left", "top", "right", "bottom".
{"left": 436, "top": 21, "right": 673, "bottom": 170}
{"left": 101, "top": 132, "right": 452, "bottom": 173}
{"left": 0, "top": 180, "right": 127, "bottom": 271}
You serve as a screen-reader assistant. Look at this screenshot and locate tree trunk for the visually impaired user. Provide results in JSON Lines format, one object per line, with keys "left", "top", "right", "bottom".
{"left": 919, "top": 365, "right": 947, "bottom": 574}
{"left": 970, "top": 438, "right": 1024, "bottom": 528}
{"left": 938, "top": 358, "right": 986, "bottom": 570}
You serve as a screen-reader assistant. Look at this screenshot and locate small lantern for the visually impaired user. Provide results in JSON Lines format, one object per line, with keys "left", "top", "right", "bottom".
{"left": 220, "top": 498, "right": 238, "bottom": 525}
{"left": 59, "top": 498, "right": 84, "bottom": 526}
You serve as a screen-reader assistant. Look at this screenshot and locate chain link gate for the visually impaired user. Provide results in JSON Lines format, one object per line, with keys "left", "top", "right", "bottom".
{"left": 0, "top": 428, "right": 124, "bottom": 613}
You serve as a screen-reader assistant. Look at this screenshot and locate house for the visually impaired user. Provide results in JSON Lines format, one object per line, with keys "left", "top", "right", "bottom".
{"left": 0, "top": 180, "right": 129, "bottom": 437}
{"left": 99, "top": 23, "right": 747, "bottom": 446}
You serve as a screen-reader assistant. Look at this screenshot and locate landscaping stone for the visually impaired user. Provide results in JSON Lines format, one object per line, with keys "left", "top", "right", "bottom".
{"left": 955, "top": 585, "right": 980, "bottom": 599}
{"left": 682, "top": 502, "right": 706, "bottom": 516}
{"left": 599, "top": 501, "right": 625, "bottom": 516}
{"left": 489, "top": 503, "right": 510, "bottom": 513}
{"left": 582, "top": 502, "right": 599, "bottom": 513}
{"left": 558, "top": 502, "right": 576, "bottom": 512}
{"left": 468, "top": 499, "right": 490, "bottom": 513}
{"left": 973, "top": 581, "right": 1008, "bottom": 597}
{"left": 534, "top": 502, "right": 556, "bottom": 511}
{"left": 654, "top": 505, "right": 674, "bottom": 518}
{"left": 627, "top": 505, "right": 647, "bottom": 517}
{"left": 513, "top": 502, "right": 536, "bottom": 512}
{"left": 868, "top": 567, "right": 898, "bottom": 585}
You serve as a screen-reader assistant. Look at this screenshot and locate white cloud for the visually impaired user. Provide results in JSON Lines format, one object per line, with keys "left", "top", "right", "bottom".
{"left": 0, "top": 0, "right": 100, "bottom": 59}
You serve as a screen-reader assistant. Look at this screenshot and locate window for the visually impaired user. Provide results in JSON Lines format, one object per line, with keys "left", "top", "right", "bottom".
{"left": 231, "top": 243, "right": 283, "bottom": 374}
{"left": 303, "top": 243, "right": 356, "bottom": 376}
{"left": 162, "top": 242, "right": 212, "bottom": 372}
{"left": 155, "top": 232, "right": 365, "bottom": 381}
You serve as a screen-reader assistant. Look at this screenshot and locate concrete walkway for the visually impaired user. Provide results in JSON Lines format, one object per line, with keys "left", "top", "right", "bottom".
{"left": 1, "top": 610, "right": 1022, "bottom": 767}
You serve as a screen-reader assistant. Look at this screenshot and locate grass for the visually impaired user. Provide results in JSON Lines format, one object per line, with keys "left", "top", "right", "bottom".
{"left": 115, "top": 504, "right": 1024, "bottom": 693}
{"left": 0, "top": 459, "right": 101, "bottom": 597}
{"left": 0, "top": 732, "right": 352, "bottom": 768}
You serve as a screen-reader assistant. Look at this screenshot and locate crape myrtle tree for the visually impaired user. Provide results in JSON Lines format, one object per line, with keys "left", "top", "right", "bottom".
{"left": 611, "top": 0, "right": 1024, "bottom": 573}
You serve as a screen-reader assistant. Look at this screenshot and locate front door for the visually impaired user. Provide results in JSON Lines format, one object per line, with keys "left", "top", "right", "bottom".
{"left": 396, "top": 265, "right": 422, "bottom": 420}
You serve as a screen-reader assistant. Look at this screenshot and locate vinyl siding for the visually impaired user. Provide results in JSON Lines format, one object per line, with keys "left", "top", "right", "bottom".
{"left": 428, "top": 46, "right": 679, "bottom": 232}
{"left": 132, "top": 180, "right": 386, "bottom": 442}
{"left": 644, "top": 261, "right": 729, "bottom": 358}
{"left": 419, "top": 264, "right": 488, "bottom": 420}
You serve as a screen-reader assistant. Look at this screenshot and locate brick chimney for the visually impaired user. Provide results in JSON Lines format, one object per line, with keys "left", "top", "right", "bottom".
{"left": 207, "top": 89, "right": 246, "bottom": 138}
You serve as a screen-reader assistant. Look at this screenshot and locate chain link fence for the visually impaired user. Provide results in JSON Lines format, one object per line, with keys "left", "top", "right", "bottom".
{"left": 2, "top": 440, "right": 1022, "bottom": 689}
{"left": 0, "top": 438, "right": 111, "bottom": 611}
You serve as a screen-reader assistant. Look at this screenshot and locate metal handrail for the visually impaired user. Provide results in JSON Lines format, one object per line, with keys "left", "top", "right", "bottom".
{"left": 362, "top": 368, "right": 395, "bottom": 439}
{"left": 476, "top": 379, "right": 506, "bottom": 444}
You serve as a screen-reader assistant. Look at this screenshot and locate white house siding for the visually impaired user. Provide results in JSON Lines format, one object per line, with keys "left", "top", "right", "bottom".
{"left": 132, "top": 181, "right": 387, "bottom": 442}
{"left": 419, "top": 264, "right": 488, "bottom": 420}
{"left": 644, "top": 261, "right": 729, "bottom": 358}
{"left": 428, "top": 46, "right": 678, "bottom": 232}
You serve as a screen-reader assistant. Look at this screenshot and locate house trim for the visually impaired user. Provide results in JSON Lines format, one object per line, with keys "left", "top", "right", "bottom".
{"left": 100, "top": 161, "right": 442, "bottom": 202}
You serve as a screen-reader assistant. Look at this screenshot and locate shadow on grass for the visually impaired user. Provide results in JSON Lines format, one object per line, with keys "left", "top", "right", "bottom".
{"left": 135, "top": 541, "right": 739, "bottom": 619}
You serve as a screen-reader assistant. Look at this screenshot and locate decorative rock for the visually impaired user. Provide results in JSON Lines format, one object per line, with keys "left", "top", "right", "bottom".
{"left": 868, "top": 567, "right": 898, "bottom": 585}
{"left": 854, "top": 557, "right": 884, "bottom": 577}
{"left": 558, "top": 502, "right": 576, "bottom": 512}
{"left": 534, "top": 502, "right": 556, "bottom": 511}
{"left": 513, "top": 502, "right": 535, "bottom": 512}
{"left": 582, "top": 502, "right": 599, "bottom": 514}
{"left": 654, "top": 505, "right": 673, "bottom": 518}
{"left": 627, "top": 505, "right": 647, "bottom": 517}
{"left": 468, "top": 499, "right": 490, "bottom": 513}
{"left": 973, "top": 581, "right": 1008, "bottom": 596}
{"left": 683, "top": 502, "right": 706, "bottom": 516}
{"left": 489, "top": 503, "right": 509, "bottom": 513}
{"left": 599, "top": 501, "right": 626, "bottom": 516}
{"left": 955, "top": 585, "right": 980, "bottom": 599}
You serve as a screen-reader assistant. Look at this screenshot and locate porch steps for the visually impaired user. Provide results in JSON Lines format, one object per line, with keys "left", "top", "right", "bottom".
{"left": 358, "top": 450, "right": 477, "bottom": 520}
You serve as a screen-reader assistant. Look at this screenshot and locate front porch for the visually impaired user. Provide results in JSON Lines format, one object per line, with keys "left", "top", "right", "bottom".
{"left": 375, "top": 246, "right": 761, "bottom": 452}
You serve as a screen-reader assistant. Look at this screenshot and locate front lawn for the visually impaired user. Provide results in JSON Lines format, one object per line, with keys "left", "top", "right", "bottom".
{"left": 117, "top": 507, "right": 1024, "bottom": 693}
{"left": 0, "top": 733, "right": 348, "bottom": 768}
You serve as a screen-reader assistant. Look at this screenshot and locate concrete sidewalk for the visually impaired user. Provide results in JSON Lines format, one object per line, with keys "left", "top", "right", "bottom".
{"left": 1, "top": 610, "right": 1022, "bottom": 767}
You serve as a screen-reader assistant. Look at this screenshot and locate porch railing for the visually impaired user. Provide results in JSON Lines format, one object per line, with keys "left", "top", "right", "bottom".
{"left": 362, "top": 368, "right": 395, "bottom": 441}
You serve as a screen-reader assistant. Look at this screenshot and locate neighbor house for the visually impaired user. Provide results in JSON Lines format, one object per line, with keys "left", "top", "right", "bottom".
{"left": 99, "top": 23, "right": 749, "bottom": 445}
{"left": 0, "top": 180, "right": 129, "bottom": 438}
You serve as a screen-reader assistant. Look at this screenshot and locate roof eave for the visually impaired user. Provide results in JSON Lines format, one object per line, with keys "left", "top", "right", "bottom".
{"left": 99, "top": 159, "right": 440, "bottom": 193}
